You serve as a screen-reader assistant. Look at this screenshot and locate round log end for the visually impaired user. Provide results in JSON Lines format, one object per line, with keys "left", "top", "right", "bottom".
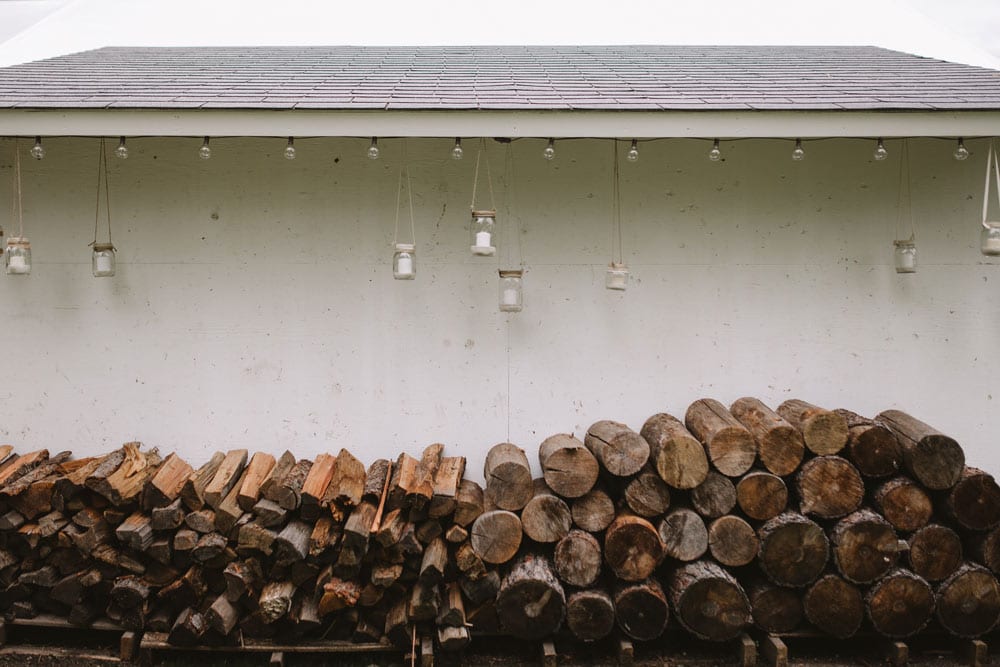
{"left": 909, "top": 435, "right": 965, "bottom": 491}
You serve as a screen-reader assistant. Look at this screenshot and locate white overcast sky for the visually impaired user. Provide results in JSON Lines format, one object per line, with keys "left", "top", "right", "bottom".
{"left": 0, "top": 0, "right": 999, "bottom": 69}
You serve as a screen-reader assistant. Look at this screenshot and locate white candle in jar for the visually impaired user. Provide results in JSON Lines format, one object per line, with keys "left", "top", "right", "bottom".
{"left": 8, "top": 255, "right": 27, "bottom": 273}
{"left": 396, "top": 255, "right": 413, "bottom": 275}
{"left": 502, "top": 288, "right": 519, "bottom": 306}
{"left": 96, "top": 253, "right": 113, "bottom": 274}
{"left": 475, "top": 231, "right": 492, "bottom": 248}
{"left": 896, "top": 250, "right": 916, "bottom": 272}
{"left": 983, "top": 236, "right": 1000, "bottom": 255}
{"left": 608, "top": 273, "right": 627, "bottom": 289}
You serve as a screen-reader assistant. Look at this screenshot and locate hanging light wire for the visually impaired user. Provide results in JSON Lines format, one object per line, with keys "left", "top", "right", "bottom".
{"left": 895, "top": 139, "right": 914, "bottom": 243}
{"left": 612, "top": 140, "right": 623, "bottom": 266}
{"left": 12, "top": 138, "right": 24, "bottom": 239}
{"left": 393, "top": 139, "right": 416, "bottom": 247}
{"left": 92, "top": 138, "right": 114, "bottom": 250}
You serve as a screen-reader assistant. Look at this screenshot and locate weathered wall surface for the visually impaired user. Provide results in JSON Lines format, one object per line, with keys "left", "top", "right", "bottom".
{"left": 0, "top": 136, "right": 996, "bottom": 480}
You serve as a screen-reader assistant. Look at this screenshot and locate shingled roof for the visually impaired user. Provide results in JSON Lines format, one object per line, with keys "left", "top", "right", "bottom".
{"left": 1, "top": 45, "right": 1000, "bottom": 111}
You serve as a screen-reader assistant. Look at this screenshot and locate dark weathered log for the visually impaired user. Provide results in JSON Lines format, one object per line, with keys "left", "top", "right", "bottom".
{"left": 553, "top": 529, "right": 602, "bottom": 588}
{"left": 877, "top": 409, "right": 965, "bottom": 490}
{"left": 538, "top": 434, "right": 600, "bottom": 498}
{"left": 935, "top": 563, "right": 1000, "bottom": 638}
{"left": 604, "top": 514, "right": 663, "bottom": 581}
{"left": 385, "top": 452, "right": 418, "bottom": 510}
{"left": 437, "top": 624, "right": 470, "bottom": 651}
{"left": 150, "top": 498, "right": 185, "bottom": 531}
{"left": 730, "top": 397, "right": 805, "bottom": 476}
{"left": 453, "top": 479, "right": 484, "bottom": 527}
{"left": 615, "top": 578, "right": 669, "bottom": 641}
{"left": 384, "top": 598, "right": 411, "bottom": 649}
{"left": 708, "top": 515, "right": 758, "bottom": 567}
{"left": 274, "top": 520, "right": 311, "bottom": 565}
{"left": 419, "top": 537, "right": 448, "bottom": 584}
{"left": 835, "top": 409, "right": 901, "bottom": 478}
{"left": 570, "top": 488, "right": 615, "bottom": 532}
{"left": 144, "top": 453, "right": 193, "bottom": 509}
{"left": 947, "top": 467, "right": 1000, "bottom": 532}
{"left": 223, "top": 559, "right": 262, "bottom": 603}
{"left": 318, "top": 577, "right": 362, "bottom": 616}
{"left": 275, "top": 458, "right": 311, "bottom": 511}
{"left": 362, "top": 458, "right": 391, "bottom": 502}
{"left": 624, "top": 468, "right": 671, "bottom": 518}
{"left": 758, "top": 512, "right": 829, "bottom": 587}
{"left": 658, "top": 507, "right": 709, "bottom": 562}
{"left": 408, "top": 443, "right": 444, "bottom": 510}
{"left": 148, "top": 538, "right": 172, "bottom": 565}
{"left": 250, "top": 498, "right": 287, "bottom": 528}
{"left": 169, "top": 607, "right": 207, "bottom": 646}
{"left": 521, "top": 479, "right": 572, "bottom": 543}
{"left": 470, "top": 509, "right": 522, "bottom": 565}
{"left": 203, "top": 449, "right": 248, "bottom": 510}
{"left": 158, "top": 565, "right": 206, "bottom": 610}
{"left": 258, "top": 580, "right": 295, "bottom": 623}
{"left": 867, "top": 568, "right": 934, "bottom": 638}
{"left": 874, "top": 476, "right": 933, "bottom": 532}
{"left": 325, "top": 448, "right": 367, "bottom": 510}
{"left": 684, "top": 399, "right": 756, "bottom": 477}
{"left": 115, "top": 511, "right": 153, "bottom": 552}
{"left": 690, "top": 471, "right": 737, "bottom": 519}
{"left": 191, "top": 532, "right": 228, "bottom": 563}
{"left": 259, "top": 450, "right": 295, "bottom": 502}
{"left": 437, "top": 580, "right": 467, "bottom": 627}
{"left": 180, "top": 451, "right": 225, "bottom": 511}
{"left": 445, "top": 524, "right": 468, "bottom": 543}
{"left": 584, "top": 420, "right": 650, "bottom": 478}
{"left": 336, "top": 501, "right": 377, "bottom": 576}
{"left": 778, "top": 399, "right": 848, "bottom": 456}
{"left": 203, "top": 593, "right": 239, "bottom": 636}
{"left": 566, "top": 589, "right": 616, "bottom": 642}
{"left": 300, "top": 452, "right": 336, "bottom": 520}
{"left": 969, "top": 527, "right": 1000, "bottom": 575}
{"left": 184, "top": 509, "right": 216, "bottom": 533}
{"left": 484, "top": 443, "right": 533, "bottom": 511}
{"left": 746, "top": 577, "right": 802, "bottom": 634}
{"left": 408, "top": 579, "right": 440, "bottom": 621}
{"left": 214, "top": 468, "right": 248, "bottom": 534}
{"left": 236, "top": 452, "right": 275, "bottom": 512}
{"left": 832, "top": 509, "right": 902, "bottom": 584}
{"left": 803, "top": 574, "right": 864, "bottom": 638}
{"left": 908, "top": 523, "right": 962, "bottom": 582}
{"left": 640, "top": 413, "right": 709, "bottom": 490}
{"left": 669, "top": 560, "right": 751, "bottom": 641}
{"left": 497, "top": 553, "right": 566, "bottom": 640}
{"left": 795, "top": 455, "right": 863, "bottom": 519}
{"left": 735, "top": 470, "right": 787, "bottom": 521}
{"left": 455, "top": 541, "right": 486, "bottom": 579}
{"left": 462, "top": 570, "right": 501, "bottom": 606}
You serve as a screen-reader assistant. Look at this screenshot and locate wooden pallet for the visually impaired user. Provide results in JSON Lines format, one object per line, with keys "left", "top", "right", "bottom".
{"left": 758, "top": 630, "right": 990, "bottom": 667}
{"left": 0, "top": 613, "right": 137, "bottom": 662}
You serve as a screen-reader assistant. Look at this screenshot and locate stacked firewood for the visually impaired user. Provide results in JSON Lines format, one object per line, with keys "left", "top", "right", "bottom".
{"left": 0, "top": 398, "right": 997, "bottom": 651}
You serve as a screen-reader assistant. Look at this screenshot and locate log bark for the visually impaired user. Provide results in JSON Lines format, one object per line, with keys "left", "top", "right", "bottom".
{"left": 150, "top": 498, "right": 185, "bottom": 531}
{"left": 831, "top": 509, "right": 902, "bottom": 584}
{"left": 746, "top": 577, "right": 802, "bottom": 634}
{"left": 325, "top": 448, "right": 366, "bottom": 510}
{"left": 708, "top": 515, "right": 758, "bottom": 567}
{"left": 735, "top": 470, "right": 787, "bottom": 521}
{"left": 758, "top": 512, "right": 829, "bottom": 587}
{"left": 237, "top": 452, "right": 276, "bottom": 512}
{"left": 453, "top": 479, "right": 484, "bottom": 527}
{"left": 877, "top": 409, "right": 965, "bottom": 490}
{"left": 275, "top": 459, "right": 312, "bottom": 511}
{"left": 553, "top": 529, "right": 602, "bottom": 588}
{"left": 470, "top": 509, "right": 522, "bottom": 565}
{"left": 203, "top": 449, "right": 248, "bottom": 510}
{"left": 169, "top": 607, "right": 207, "bottom": 646}
{"left": 570, "top": 488, "right": 615, "bottom": 533}
{"left": 803, "top": 574, "right": 864, "bottom": 638}
{"left": 947, "top": 467, "right": 1000, "bottom": 532}
{"left": 669, "top": 560, "right": 751, "bottom": 641}
{"left": 874, "top": 476, "right": 932, "bottom": 532}
{"left": 496, "top": 553, "right": 566, "bottom": 640}
{"left": 538, "top": 434, "right": 599, "bottom": 498}
{"left": 521, "top": 480, "right": 572, "bottom": 543}
{"left": 274, "top": 520, "right": 311, "bottom": 565}
{"left": 180, "top": 451, "right": 224, "bottom": 511}
{"left": 419, "top": 537, "right": 448, "bottom": 584}
{"left": 795, "top": 455, "right": 863, "bottom": 519}
{"left": 362, "top": 458, "right": 391, "bottom": 503}
{"left": 408, "top": 443, "right": 443, "bottom": 510}
{"left": 690, "top": 470, "right": 736, "bottom": 519}
{"left": 935, "top": 563, "right": 1000, "bottom": 638}
{"left": 259, "top": 451, "right": 295, "bottom": 502}
{"left": 684, "top": 399, "right": 756, "bottom": 477}
{"left": 615, "top": 578, "right": 669, "bottom": 641}
{"left": 484, "top": 443, "right": 533, "bottom": 511}
{"left": 658, "top": 507, "right": 708, "bottom": 562}
{"left": 730, "top": 397, "right": 805, "bottom": 476}
{"left": 185, "top": 509, "right": 216, "bottom": 533}
{"left": 969, "top": 527, "right": 1000, "bottom": 575}
{"left": 640, "top": 413, "right": 709, "bottom": 489}
{"left": 778, "top": 399, "right": 848, "bottom": 456}
{"left": 205, "top": 593, "right": 240, "bottom": 635}
{"left": 908, "top": 524, "right": 963, "bottom": 582}
{"left": 604, "top": 514, "right": 663, "bottom": 581}
{"left": 566, "top": 589, "right": 615, "bottom": 641}
{"left": 835, "top": 409, "right": 901, "bottom": 478}
{"left": 867, "top": 568, "right": 934, "bottom": 638}
{"left": 0, "top": 450, "right": 49, "bottom": 487}
{"left": 624, "top": 468, "right": 671, "bottom": 518}
{"left": 584, "top": 420, "right": 650, "bottom": 477}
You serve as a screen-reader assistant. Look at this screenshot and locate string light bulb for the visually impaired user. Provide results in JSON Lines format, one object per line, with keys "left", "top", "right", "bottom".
{"left": 30, "top": 136, "right": 45, "bottom": 160}
{"left": 792, "top": 139, "right": 805, "bottom": 161}
{"left": 115, "top": 137, "right": 129, "bottom": 160}
{"left": 874, "top": 138, "right": 888, "bottom": 161}
{"left": 543, "top": 138, "right": 556, "bottom": 161}
{"left": 199, "top": 137, "right": 212, "bottom": 160}
{"left": 367, "top": 137, "right": 380, "bottom": 160}
{"left": 709, "top": 139, "right": 722, "bottom": 162}
{"left": 451, "top": 138, "right": 464, "bottom": 160}
{"left": 626, "top": 139, "right": 639, "bottom": 162}
{"left": 283, "top": 137, "right": 296, "bottom": 160}
{"left": 954, "top": 138, "right": 969, "bottom": 161}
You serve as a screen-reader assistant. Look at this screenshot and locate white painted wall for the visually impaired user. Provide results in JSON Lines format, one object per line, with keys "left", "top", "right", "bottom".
{"left": 0, "top": 135, "right": 997, "bottom": 481}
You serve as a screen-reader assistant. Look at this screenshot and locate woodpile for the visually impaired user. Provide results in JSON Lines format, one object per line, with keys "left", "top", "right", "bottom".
{"left": 0, "top": 398, "right": 997, "bottom": 654}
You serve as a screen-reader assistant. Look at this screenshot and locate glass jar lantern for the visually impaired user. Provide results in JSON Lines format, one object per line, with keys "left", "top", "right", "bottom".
{"left": 893, "top": 239, "right": 917, "bottom": 274}
{"left": 498, "top": 269, "right": 523, "bottom": 312}
{"left": 606, "top": 262, "right": 630, "bottom": 291}
{"left": 982, "top": 222, "right": 1000, "bottom": 256}
{"left": 92, "top": 243, "right": 116, "bottom": 277}
{"left": 471, "top": 210, "right": 497, "bottom": 256}
{"left": 5, "top": 237, "right": 31, "bottom": 275}
{"left": 393, "top": 243, "right": 416, "bottom": 280}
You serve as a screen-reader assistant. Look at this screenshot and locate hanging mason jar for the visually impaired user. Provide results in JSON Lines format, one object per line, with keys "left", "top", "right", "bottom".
{"left": 393, "top": 243, "right": 416, "bottom": 280}
{"left": 893, "top": 239, "right": 917, "bottom": 274}
{"left": 471, "top": 210, "right": 497, "bottom": 256}
{"left": 5, "top": 237, "right": 31, "bottom": 275}
{"left": 498, "top": 269, "right": 523, "bottom": 312}
{"left": 92, "top": 243, "right": 116, "bottom": 277}
{"left": 983, "top": 222, "right": 1000, "bottom": 256}
{"left": 606, "top": 262, "right": 629, "bottom": 290}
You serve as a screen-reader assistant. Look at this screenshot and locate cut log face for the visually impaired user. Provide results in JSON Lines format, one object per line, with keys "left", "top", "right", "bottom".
{"left": 747, "top": 578, "right": 803, "bottom": 634}
{"left": 867, "top": 568, "right": 934, "bottom": 638}
{"left": 832, "top": 509, "right": 901, "bottom": 584}
{"left": 615, "top": 578, "right": 669, "bottom": 641}
{"left": 875, "top": 477, "right": 933, "bottom": 532}
{"left": 584, "top": 420, "right": 650, "bottom": 477}
{"left": 795, "top": 456, "right": 864, "bottom": 519}
{"left": 538, "top": 434, "right": 599, "bottom": 499}
{"left": 570, "top": 488, "right": 616, "bottom": 533}
{"left": 470, "top": 509, "right": 522, "bottom": 565}
{"left": 567, "top": 589, "right": 616, "bottom": 642}
{"left": 690, "top": 471, "right": 737, "bottom": 519}
{"left": 835, "top": 409, "right": 901, "bottom": 478}
{"left": 669, "top": 560, "right": 751, "bottom": 641}
{"left": 758, "top": 512, "right": 830, "bottom": 587}
{"left": 908, "top": 524, "right": 963, "bottom": 582}
{"left": 730, "top": 398, "right": 805, "bottom": 476}
{"left": 658, "top": 508, "right": 709, "bottom": 562}
{"left": 623, "top": 470, "right": 671, "bottom": 518}
{"left": 803, "top": 574, "right": 864, "bottom": 638}
{"left": 604, "top": 514, "right": 664, "bottom": 581}
{"left": 777, "top": 399, "right": 848, "bottom": 456}
{"left": 877, "top": 409, "right": 965, "bottom": 491}
{"left": 735, "top": 471, "right": 787, "bottom": 521}
{"left": 497, "top": 553, "right": 566, "bottom": 640}
{"left": 640, "top": 413, "right": 709, "bottom": 490}
{"left": 684, "top": 399, "right": 756, "bottom": 477}
{"left": 947, "top": 467, "right": 1000, "bottom": 532}
{"left": 708, "top": 515, "right": 758, "bottom": 567}
{"left": 935, "top": 563, "right": 1000, "bottom": 638}
{"left": 483, "top": 443, "right": 533, "bottom": 511}
{"left": 521, "top": 482, "right": 572, "bottom": 543}
{"left": 970, "top": 527, "right": 1000, "bottom": 575}
{"left": 554, "top": 529, "right": 602, "bottom": 588}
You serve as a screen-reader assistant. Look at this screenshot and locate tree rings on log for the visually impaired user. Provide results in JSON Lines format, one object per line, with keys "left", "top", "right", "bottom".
{"left": 947, "top": 467, "right": 1000, "bottom": 531}
{"left": 584, "top": 420, "right": 650, "bottom": 477}
{"left": 758, "top": 512, "right": 829, "bottom": 588}
{"left": 874, "top": 476, "right": 933, "bottom": 532}
{"left": 831, "top": 509, "right": 901, "bottom": 584}
{"left": 730, "top": 397, "right": 804, "bottom": 476}
{"left": 640, "top": 413, "right": 709, "bottom": 489}
{"left": 484, "top": 443, "right": 533, "bottom": 511}
{"left": 554, "top": 529, "right": 602, "bottom": 588}
{"left": 777, "top": 399, "right": 848, "bottom": 456}
{"left": 521, "top": 482, "right": 572, "bottom": 544}
{"left": 658, "top": 507, "right": 709, "bottom": 562}
{"left": 735, "top": 471, "right": 787, "bottom": 521}
{"left": 803, "top": 574, "right": 864, "bottom": 638}
{"left": 796, "top": 455, "right": 863, "bottom": 519}
{"left": 685, "top": 399, "right": 756, "bottom": 477}
{"left": 747, "top": 578, "right": 802, "bottom": 634}
{"left": 867, "top": 568, "right": 934, "bottom": 638}
{"left": 538, "top": 434, "right": 599, "bottom": 499}
{"left": 496, "top": 553, "right": 566, "bottom": 640}
{"left": 935, "top": 563, "right": 1000, "bottom": 638}
{"left": 908, "top": 524, "right": 963, "bottom": 582}
{"left": 615, "top": 578, "right": 670, "bottom": 641}
{"left": 571, "top": 488, "right": 615, "bottom": 533}
{"left": 566, "top": 589, "right": 615, "bottom": 642}
{"left": 470, "top": 510, "right": 522, "bottom": 565}
{"left": 835, "top": 409, "right": 901, "bottom": 478}
{"left": 604, "top": 514, "right": 664, "bottom": 582}
{"left": 669, "top": 560, "right": 751, "bottom": 642}
{"left": 690, "top": 471, "right": 737, "bottom": 519}
{"left": 623, "top": 469, "right": 671, "bottom": 518}
{"left": 708, "top": 515, "right": 758, "bottom": 568}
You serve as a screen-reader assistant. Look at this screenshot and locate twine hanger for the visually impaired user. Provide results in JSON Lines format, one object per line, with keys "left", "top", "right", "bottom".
{"left": 393, "top": 139, "right": 416, "bottom": 246}
{"left": 91, "top": 138, "right": 115, "bottom": 250}
{"left": 10, "top": 138, "right": 24, "bottom": 239}
{"left": 502, "top": 141, "right": 522, "bottom": 267}
{"left": 895, "top": 139, "right": 915, "bottom": 243}
{"left": 470, "top": 138, "right": 497, "bottom": 212}
{"left": 611, "top": 139, "right": 624, "bottom": 265}
{"left": 982, "top": 141, "right": 1000, "bottom": 229}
